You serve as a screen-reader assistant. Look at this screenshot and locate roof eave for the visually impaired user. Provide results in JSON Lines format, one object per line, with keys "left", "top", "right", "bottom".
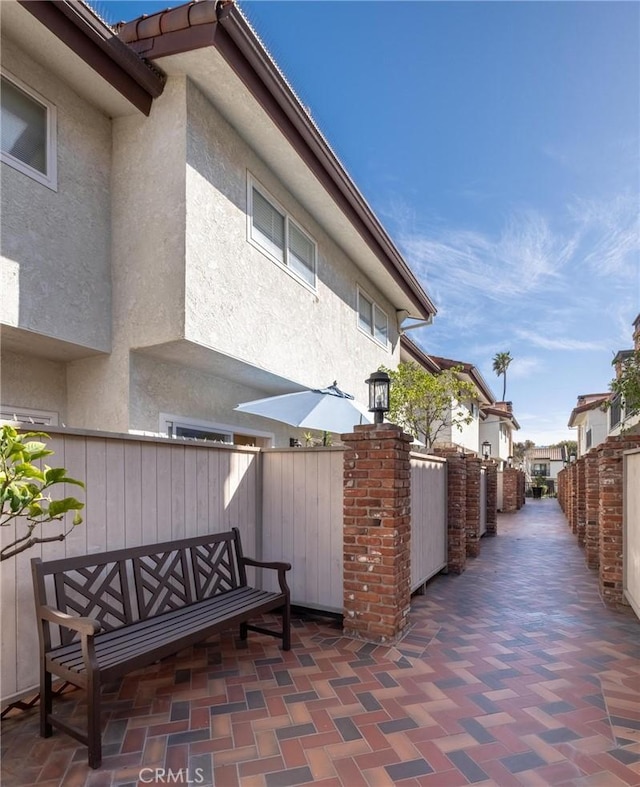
{"left": 19, "top": 0, "right": 165, "bottom": 115}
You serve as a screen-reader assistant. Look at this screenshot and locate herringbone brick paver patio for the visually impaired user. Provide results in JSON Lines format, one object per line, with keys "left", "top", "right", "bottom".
{"left": 2, "top": 499, "right": 639, "bottom": 786}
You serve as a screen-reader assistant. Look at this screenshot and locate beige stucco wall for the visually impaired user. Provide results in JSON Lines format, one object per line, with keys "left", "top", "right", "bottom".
{"left": 0, "top": 36, "right": 111, "bottom": 352}
{"left": 480, "top": 417, "right": 511, "bottom": 461}
{"left": 183, "top": 79, "right": 398, "bottom": 404}
{"left": 0, "top": 351, "right": 67, "bottom": 421}
{"left": 130, "top": 353, "right": 296, "bottom": 445}
{"left": 66, "top": 77, "right": 189, "bottom": 433}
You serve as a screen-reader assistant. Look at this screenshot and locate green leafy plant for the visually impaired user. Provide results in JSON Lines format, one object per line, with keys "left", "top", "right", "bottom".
{"left": 382, "top": 361, "right": 477, "bottom": 450}
{"left": 0, "top": 424, "right": 85, "bottom": 561}
{"left": 610, "top": 349, "right": 640, "bottom": 419}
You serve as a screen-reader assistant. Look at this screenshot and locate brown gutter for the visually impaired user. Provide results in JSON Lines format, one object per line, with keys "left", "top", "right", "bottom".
{"left": 214, "top": 2, "right": 436, "bottom": 320}
{"left": 400, "top": 336, "right": 440, "bottom": 374}
{"left": 19, "top": 0, "right": 165, "bottom": 116}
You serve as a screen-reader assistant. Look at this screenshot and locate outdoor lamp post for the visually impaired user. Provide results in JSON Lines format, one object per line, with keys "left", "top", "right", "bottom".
{"left": 366, "top": 371, "right": 390, "bottom": 424}
{"left": 482, "top": 440, "right": 491, "bottom": 460}
{"left": 569, "top": 453, "right": 576, "bottom": 463}
{"left": 507, "top": 455, "right": 513, "bottom": 467}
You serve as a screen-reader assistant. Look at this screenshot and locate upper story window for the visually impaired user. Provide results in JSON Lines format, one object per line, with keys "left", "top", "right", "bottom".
{"left": 468, "top": 402, "right": 478, "bottom": 418}
{"left": 248, "top": 177, "right": 316, "bottom": 289}
{"left": 357, "top": 288, "right": 388, "bottom": 348}
{"left": 1, "top": 71, "right": 57, "bottom": 190}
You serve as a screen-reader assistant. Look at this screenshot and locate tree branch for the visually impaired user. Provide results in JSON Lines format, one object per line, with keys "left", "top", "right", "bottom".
{"left": 0, "top": 533, "right": 66, "bottom": 561}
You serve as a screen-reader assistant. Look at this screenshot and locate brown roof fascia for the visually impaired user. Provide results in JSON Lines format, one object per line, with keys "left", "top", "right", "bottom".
{"left": 567, "top": 394, "right": 610, "bottom": 427}
{"left": 429, "top": 355, "right": 495, "bottom": 404}
{"left": 19, "top": 0, "right": 165, "bottom": 116}
{"left": 116, "top": 0, "right": 436, "bottom": 321}
{"left": 481, "top": 406, "right": 521, "bottom": 430}
{"left": 400, "top": 336, "right": 440, "bottom": 373}
{"left": 217, "top": 4, "right": 436, "bottom": 320}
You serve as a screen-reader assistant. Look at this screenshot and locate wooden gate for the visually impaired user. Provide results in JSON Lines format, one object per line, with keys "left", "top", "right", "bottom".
{"left": 410, "top": 453, "right": 447, "bottom": 591}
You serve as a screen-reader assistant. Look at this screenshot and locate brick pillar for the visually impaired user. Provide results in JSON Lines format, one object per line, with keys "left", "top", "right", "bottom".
{"left": 485, "top": 461, "right": 498, "bottom": 536}
{"left": 502, "top": 468, "right": 519, "bottom": 512}
{"left": 518, "top": 470, "right": 525, "bottom": 508}
{"left": 584, "top": 451, "right": 599, "bottom": 569}
{"left": 342, "top": 424, "right": 412, "bottom": 643}
{"left": 465, "top": 457, "right": 482, "bottom": 557}
{"left": 433, "top": 448, "right": 467, "bottom": 574}
{"left": 576, "top": 457, "right": 586, "bottom": 546}
{"left": 558, "top": 468, "right": 566, "bottom": 513}
{"left": 569, "top": 463, "right": 577, "bottom": 533}
{"left": 598, "top": 435, "right": 640, "bottom": 607}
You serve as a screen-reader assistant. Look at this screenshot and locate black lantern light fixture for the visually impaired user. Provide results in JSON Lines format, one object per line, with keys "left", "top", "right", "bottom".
{"left": 507, "top": 455, "right": 513, "bottom": 467}
{"left": 366, "top": 371, "right": 390, "bottom": 424}
{"left": 481, "top": 440, "right": 491, "bottom": 460}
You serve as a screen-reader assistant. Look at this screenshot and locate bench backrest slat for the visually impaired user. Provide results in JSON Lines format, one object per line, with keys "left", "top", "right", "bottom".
{"left": 53, "top": 559, "right": 133, "bottom": 644}
{"left": 133, "top": 547, "right": 194, "bottom": 619}
{"left": 32, "top": 529, "right": 249, "bottom": 643}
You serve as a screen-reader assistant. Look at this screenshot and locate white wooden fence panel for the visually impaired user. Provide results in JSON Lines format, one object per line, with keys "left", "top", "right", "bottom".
{"left": 624, "top": 449, "right": 640, "bottom": 619}
{"left": 479, "top": 467, "right": 487, "bottom": 536}
{"left": 410, "top": 453, "right": 447, "bottom": 591}
{"left": 1, "top": 428, "right": 259, "bottom": 705}
{"left": 261, "top": 448, "right": 344, "bottom": 613}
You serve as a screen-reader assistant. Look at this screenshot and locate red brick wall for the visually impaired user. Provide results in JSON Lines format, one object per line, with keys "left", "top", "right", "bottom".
{"left": 342, "top": 424, "right": 412, "bottom": 643}
{"left": 502, "top": 468, "right": 519, "bottom": 512}
{"left": 597, "top": 435, "right": 640, "bottom": 607}
{"left": 576, "top": 457, "right": 586, "bottom": 546}
{"left": 485, "top": 462, "right": 498, "bottom": 536}
{"left": 559, "top": 435, "right": 640, "bottom": 607}
{"left": 584, "top": 451, "right": 599, "bottom": 569}
{"left": 432, "top": 448, "right": 467, "bottom": 574}
{"left": 465, "top": 457, "right": 482, "bottom": 557}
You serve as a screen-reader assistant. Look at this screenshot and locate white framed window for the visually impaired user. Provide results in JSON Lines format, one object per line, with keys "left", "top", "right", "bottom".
{"left": 357, "top": 287, "right": 388, "bottom": 347}
{"left": 1, "top": 70, "right": 57, "bottom": 190}
{"left": 160, "top": 414, "right": 273, "bottom": 448}
{"left": 0, "top": 405, "right": 59, "bottom": 426}
{"left": 247, "top": 176, "right": 316, "bottom": 289}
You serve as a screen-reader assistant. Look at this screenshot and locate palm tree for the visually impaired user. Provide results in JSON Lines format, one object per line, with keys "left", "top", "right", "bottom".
{"left": 492, "top": 351, "right": 513, "bottom": 401}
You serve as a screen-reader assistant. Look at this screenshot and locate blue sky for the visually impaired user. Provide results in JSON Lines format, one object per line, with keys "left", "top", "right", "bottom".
{"left": 96, "top": 1, "right": 639, "bottom": 446}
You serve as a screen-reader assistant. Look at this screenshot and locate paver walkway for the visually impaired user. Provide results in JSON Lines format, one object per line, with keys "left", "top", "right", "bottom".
{"left": 2, "top": 499, "right": 639, "bottom": 786}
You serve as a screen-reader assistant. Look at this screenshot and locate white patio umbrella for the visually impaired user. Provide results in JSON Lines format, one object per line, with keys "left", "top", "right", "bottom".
{"left": 234, "top": 382, "right": 373, "bottom": 434}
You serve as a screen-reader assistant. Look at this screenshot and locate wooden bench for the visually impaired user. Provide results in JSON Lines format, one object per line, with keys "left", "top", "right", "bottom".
{"left": 31, "top": 528, "right": 291, "bottom": 768}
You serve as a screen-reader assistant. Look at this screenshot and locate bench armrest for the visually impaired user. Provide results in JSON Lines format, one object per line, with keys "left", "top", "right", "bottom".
{"left": 241, "top": 557, "right": 291, "bottom": 596}
{"left": 39, "top": 605, "right": 101, "bottom": 636}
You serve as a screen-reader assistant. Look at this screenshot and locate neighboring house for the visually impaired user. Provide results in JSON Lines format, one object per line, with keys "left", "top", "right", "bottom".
{"left": 608, "top": 314, "right": 640, "bottom": 437}
{"left": 567, "top": 393, "right": 610, "bottom": 457}
{"left": 479, "top": 402, "right": 520, "bottom": 469}
{"left": 1, "top": 0, "right": 436, "bottom": 447}
{"left": 524, "top": 446, "right": 566, "bottom": 494}
{"left": 399, "top": 337, "right": 500, "bottom": 455}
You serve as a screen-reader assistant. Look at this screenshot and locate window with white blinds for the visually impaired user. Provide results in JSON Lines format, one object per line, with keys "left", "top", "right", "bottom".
{"left": 249, "top": 179, "right": 316, "bottom": 288}
{"left": 357, "top": 288, "right": 389, "bottom": 348}
{"left": 1, "top": 72, "right": 56, "bottom": 189}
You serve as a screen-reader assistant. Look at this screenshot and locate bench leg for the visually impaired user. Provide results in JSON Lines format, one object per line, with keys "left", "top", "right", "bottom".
{"left": 40, "top": 666, "right": 52, "bottom": 738}
{"left": 239, "top": 622, "right": 248, "bottom": 641}
{"left": 87, "top": 676, "right": 102, "bottom": 769}
{"left": 282, "top": 603, "right": 291, "bottom": 651}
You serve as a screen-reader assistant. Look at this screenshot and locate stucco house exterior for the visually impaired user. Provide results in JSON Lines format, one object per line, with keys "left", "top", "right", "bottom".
{"left": 479, "top": 402, "right": 520, "bottom": 469}
{"left": 1, "top": 0, "right": 436, "bottom": 446}
{"left": 524, "top": 446, "right": 566, "bottom": 494}
{"left": 399, "top": 337, "right": 506, "bottom": 455}
{"left": 568, "top": 393, "right": 610, "bottom": 457}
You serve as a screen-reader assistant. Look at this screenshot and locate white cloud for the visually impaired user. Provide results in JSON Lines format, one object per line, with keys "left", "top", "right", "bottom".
{"left": 514, "top": 330, "right": 607, "bottom": 352}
